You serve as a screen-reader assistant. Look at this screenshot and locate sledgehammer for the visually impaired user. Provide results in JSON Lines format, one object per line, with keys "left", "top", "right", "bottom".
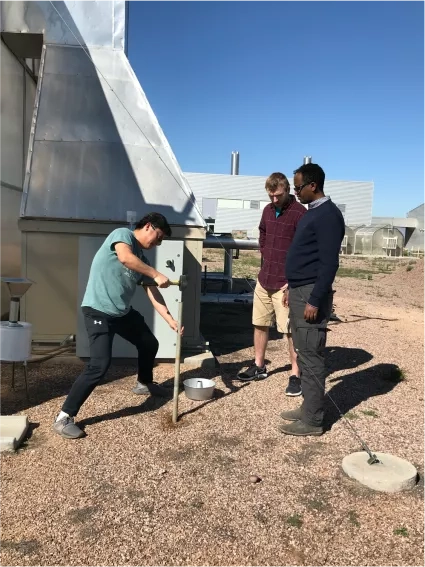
{"left": 144, "top": 274, "right": 188, "bottom": 291}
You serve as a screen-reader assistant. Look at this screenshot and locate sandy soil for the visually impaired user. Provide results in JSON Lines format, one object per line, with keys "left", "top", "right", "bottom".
{"left": 1, "top": 260, "right": 423, "bottom": 566}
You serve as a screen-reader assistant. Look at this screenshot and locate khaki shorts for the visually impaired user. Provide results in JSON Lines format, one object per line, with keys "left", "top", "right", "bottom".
{"left": 252, "top": 281, "right": 290, "bottom": 334}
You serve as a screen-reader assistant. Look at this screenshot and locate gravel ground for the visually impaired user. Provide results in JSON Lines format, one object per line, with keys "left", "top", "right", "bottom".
{"left": 1, "top": 260, "right": 423, "bottom": 566}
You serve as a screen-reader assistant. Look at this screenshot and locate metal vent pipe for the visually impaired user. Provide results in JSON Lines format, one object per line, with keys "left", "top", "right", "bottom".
{"left": 225, "top": 150, "right": 240, "bottom": 292}
{"left": 231, "top": 151, "right": 240, "bottom": 175}
{"left": 303, "top": 156, "right": 312, "bottom": 164}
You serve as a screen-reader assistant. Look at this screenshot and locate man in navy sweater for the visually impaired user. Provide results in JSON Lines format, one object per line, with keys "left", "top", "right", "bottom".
{"left": 279, "top": 163, "right": 345, "bottom": 436}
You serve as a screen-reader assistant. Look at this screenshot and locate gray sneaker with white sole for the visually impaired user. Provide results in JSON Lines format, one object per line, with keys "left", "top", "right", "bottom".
{"left": 53, "top": 415, "right": 85, "bottom": 439}
{"left": 132, "top": 381, "right": 169, "bottom": 397}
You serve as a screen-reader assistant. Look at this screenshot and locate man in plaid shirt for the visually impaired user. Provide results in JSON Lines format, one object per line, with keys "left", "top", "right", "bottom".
{"left": 237, "top": 172, "right": 307, "bottom": 395}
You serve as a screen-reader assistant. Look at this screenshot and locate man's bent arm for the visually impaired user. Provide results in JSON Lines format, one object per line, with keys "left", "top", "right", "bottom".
{"left": 115, "top": 242, "right": 159, "bottom": 279}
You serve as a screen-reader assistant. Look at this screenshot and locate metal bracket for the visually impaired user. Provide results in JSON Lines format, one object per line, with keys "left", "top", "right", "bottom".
{"left": 367, "top": 453, "right": 381, "bottom": 466}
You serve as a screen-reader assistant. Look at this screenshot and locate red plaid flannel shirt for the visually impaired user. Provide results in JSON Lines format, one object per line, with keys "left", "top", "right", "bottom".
{"left": 258, "top": 196, "right": 306, "bottom": 290}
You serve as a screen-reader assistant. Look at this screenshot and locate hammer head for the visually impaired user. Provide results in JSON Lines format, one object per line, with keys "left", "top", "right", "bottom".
{"left": 179, "top": 274, "right": 188, "bottom": 291}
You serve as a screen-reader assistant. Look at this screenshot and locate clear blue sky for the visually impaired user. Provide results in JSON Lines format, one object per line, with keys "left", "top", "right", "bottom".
{"left": 128, "top": 1, "right": 424, "bottom": 217}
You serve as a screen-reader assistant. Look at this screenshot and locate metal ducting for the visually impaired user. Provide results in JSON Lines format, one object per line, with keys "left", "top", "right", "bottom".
{"left": 21, "top": 44, "right": 204, "bottom": 226}
{"left": 204, "top": 234, "right": 259, "bottom": 250}
{"left": 2, "top": 1, "right": 205, "bottom": 228}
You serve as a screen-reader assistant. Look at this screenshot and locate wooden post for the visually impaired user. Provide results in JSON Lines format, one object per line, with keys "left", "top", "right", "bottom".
{"left": 172, "top": 301, "right": 183, "bottom": 424}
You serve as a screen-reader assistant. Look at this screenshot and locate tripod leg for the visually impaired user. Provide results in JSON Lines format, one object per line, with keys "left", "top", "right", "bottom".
{"left": 23, "top": 361, "right": 29, "bottom": 400}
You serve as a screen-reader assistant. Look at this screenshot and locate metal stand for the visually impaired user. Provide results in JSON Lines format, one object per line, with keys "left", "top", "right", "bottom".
{"left": 172, "top": 301, "right": 183, "bottom": 424}
{"left": 9, "top": 361, "right": 29, "bottom": 400}
{"left": 23, "top": 361, "right": 29, "bottom": 400}
{"left": 223, "top": 249, "right": 233, "bottom": 293}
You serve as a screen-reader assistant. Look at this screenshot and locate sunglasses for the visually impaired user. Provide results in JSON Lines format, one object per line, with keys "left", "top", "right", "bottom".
{"left": 293, "top": 182, "right": 311, "bottom": 193}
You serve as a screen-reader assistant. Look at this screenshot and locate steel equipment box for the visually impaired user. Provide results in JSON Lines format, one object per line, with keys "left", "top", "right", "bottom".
{"left": 76, "top": 235, "right": 184, "bottom": 359}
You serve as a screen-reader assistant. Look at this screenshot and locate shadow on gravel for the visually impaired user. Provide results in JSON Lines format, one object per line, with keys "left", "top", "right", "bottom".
{"left": 324, "top": 363, "right": 404, "bottom": 430}
{"left": 200, "top": 302, "right": 281, "bottom": 356}
{"left": 0, "top": 363, "right": 143, "bottom": 415}
{"left": 325, "top": 346, "right": 373, "bottom": 374}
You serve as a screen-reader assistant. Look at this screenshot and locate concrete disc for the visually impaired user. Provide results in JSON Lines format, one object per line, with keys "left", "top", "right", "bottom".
{"left": 342, "top": 452, "right": 418, "bottom": 493}
{"left": 0, "top": 415, "right": 29, "bottom": 452}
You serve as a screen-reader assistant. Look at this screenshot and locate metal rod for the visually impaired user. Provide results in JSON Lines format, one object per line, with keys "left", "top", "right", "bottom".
{"left": 223, "top": 249, "right": 233, "bottom": 293}
{"left": 172, "top": 301, "right": 184, "bottom": 424}
{"left": 23, "top": 360, "right": 29, "bottom": 400}
{"left": 295, "top": 348, "right": 380, "bottom": 464}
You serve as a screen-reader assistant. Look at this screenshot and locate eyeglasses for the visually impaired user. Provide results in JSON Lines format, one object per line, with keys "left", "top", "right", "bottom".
{"left": 151, "top": 224, "right": 164, "bottom": 243}
{"left": 293, "top": 182, "right": 310, "bottom": 193}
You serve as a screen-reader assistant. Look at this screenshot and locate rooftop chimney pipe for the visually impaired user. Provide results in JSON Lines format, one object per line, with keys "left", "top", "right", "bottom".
{"left": 231, "top": 151, "right": 240, "bottom": 175}
{"left": 303, "top": 156, "right": 312, "bottom": 164}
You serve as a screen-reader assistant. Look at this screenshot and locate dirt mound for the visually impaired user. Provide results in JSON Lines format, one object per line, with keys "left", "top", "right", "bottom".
{"left": 377, "top": 258, "right": 424, "bottom": 307}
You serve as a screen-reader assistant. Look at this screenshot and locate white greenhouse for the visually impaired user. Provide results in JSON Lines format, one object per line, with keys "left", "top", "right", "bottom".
{"left": 353, "top": 226, "right": 404, "bottom": 257}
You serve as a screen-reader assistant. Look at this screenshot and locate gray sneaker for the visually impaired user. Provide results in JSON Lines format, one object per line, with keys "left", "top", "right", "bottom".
{"left": 53, "top": 415, "right": 85, "bottom": 439}
{"left": 132, "top": 381, "right": 169, "bottom": 397}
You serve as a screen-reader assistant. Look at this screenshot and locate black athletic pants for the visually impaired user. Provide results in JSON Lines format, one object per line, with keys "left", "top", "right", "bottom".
{"left": 62, "top": 306, "right": 159, "bottom": 417}
{"left": 289, "top": 284, "right": 332, "bottom": 427}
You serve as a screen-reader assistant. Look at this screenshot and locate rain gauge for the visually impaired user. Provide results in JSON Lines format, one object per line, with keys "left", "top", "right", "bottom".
{"left": 0, "top": 278, "right": 34, "bottom": 362}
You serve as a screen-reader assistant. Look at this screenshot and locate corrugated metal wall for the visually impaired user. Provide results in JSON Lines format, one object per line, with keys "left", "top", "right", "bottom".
{"left": 215, "top": 209, "right": 263, "bottom": 236}
{"left": 184, "top": 172, "right": 374, "bottom": 231}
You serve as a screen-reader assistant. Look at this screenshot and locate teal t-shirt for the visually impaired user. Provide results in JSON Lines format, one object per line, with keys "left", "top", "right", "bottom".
{"left": 82, "top": 228, "right": 150, "bottom": 316}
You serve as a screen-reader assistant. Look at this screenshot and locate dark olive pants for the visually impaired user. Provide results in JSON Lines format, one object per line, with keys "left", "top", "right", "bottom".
{"left": 289, "top": 284, "right": 333, "bottom": 426}
{"left": 62, "top": 307, "right": 159, "bottom": 417}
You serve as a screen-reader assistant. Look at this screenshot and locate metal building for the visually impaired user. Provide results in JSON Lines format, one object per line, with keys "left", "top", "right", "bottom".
{"left": 1, "top": 1, "right": 207, "bottom": 359}
{"left": 354, "top": 226, "right": 404, "bottom": 257}
{"left": 406, "top": 204, "right": 424, "bottom": 253}
{"left": 183, "top": 171, "right": 374, "bottom": 233}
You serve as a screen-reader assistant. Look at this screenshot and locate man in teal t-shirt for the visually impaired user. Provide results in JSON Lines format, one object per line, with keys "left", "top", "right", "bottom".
{"left": 53, "top": 212, "right": 181, "bottom": 440}
{"left": 82, "top": 226, "right": 153, "bottom": 316}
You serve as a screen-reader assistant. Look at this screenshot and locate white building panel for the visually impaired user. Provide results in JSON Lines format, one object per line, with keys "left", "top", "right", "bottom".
{"left": 214, "top": 209, "right": 262, "bottom": 236}
{"left": 184, "top": 172, "right": 374, "bottom": 228}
